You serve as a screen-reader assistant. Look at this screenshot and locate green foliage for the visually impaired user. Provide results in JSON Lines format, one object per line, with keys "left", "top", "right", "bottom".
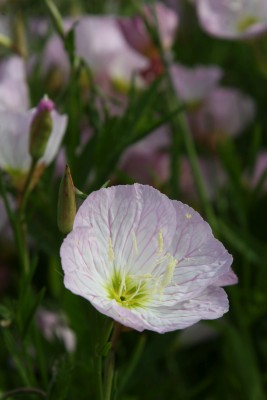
{"left": 1, "top": 0, "right": 267, "bottom": 399}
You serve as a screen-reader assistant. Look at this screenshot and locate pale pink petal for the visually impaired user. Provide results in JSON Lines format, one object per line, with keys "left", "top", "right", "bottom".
{"left": 0, "top": 107, "right": 67, "bottom": 174}
{"left": 140, "top": 286, "right": 229, "bottom": 333}
{"left": 41, "top": 110, "right": 68, "bottom": 165}
{"left": 118, "top": 3, "right": 178, "bottom": 54}
{"left": 196, "top": 0, "right": 267, "bottom": 39}
{"left": 0, "top": 56, "right": 29, "bottom": 112}
{"left": 73, "top": 184, "right": 177, "bottom": 275}
{"left": 60, "top": 184, "right": 236, "bottom": 333}
{"left": 190, "top": 87, "right": 255, "bottom": 137}
{"left": 171, "top": 63, "right": 223, "bottom": 103}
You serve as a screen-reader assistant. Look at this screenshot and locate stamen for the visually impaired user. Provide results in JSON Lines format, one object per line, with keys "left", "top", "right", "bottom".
{"left": 157, "top": 229, "right": 164, "bottom": 256}
{"left": 132, "top": 230, "right": 138, "bottom": 255}
{"left": 161, "top": 254, "right": 177, "bottom": 289}
{"left": 108, "top": 237, "right": 115, "bottom": 262}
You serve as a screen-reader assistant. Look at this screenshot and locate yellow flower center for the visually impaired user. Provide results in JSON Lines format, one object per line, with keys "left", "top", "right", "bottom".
{"left": 237, "top": 15, "right": 259, "bottom": 33}
{"left": 106, "top": 270, "right": 150, "bottom": 308}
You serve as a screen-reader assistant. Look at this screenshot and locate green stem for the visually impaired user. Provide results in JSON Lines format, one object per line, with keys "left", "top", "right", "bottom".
{"left": 151, "top": 6, "right": 217, "bottom": 230}
{"left": 2, "top": 330, "right": 31, "bottom": 387}
{"left": 20, "top": 160, "right": 37, "bottom": 216}
{"left": 0, "top": 173, "right": 29, "bottom": 274}
{"left": 104, "top": 352, "right": 115, "bottom": 400}
{"left": 164, "top": 59, "right": 217, "bottom": 229}
{"left": 1, "top": 387, "right": 47, "bottom": 399}
{"left": 117, "top": 335, "right": 146, "bottom": 395}
{"left": 103, "top": 323, "right": 121, "bottom": 400}
{"left": 11, "top": 10, "right": 28, "bottom": 60}
{"left": 95, "top": 353, "right": 104, "bottom": 400}
{"left": 43, "top": 0, "right": 65, "bottom": 39}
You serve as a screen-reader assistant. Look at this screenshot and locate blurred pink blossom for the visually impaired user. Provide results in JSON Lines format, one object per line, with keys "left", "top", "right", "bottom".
{"left": 36, "top": 308, "right": 76, "bottom": 353}
{"left": 0, "top": 101, "right": 67, "bottom": 188}
{"left": 118, "top": 2, "right": 178, "bottom": 56}
{"left": 119, "top": 126, "right": 170, "bottom": 184}
{"left": 75, "top": 16, "right": 149, "bottom": 89}
{"left": 171, "top": 63, "right": 223, "bottom": 104}
{"left": 60, "top": 184, "right": 236, "bottom": 333}
{"left": 0, "top": 56, "right": 29, "bottom": 112}
{"left": 196, "top": 0, "right": 267, "bottom": 39}
{"left": 189, "top": 87, "right": 255, "bottom": 142}
{"left": 247, "top": 151, "right": 267, "bottom": 189}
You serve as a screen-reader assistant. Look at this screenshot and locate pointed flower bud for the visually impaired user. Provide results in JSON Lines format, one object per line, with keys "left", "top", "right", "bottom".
{"left": 29, "top": 96, "right": 54, "bottom": 162}
{"left": 57, "top": 165, "right": 76, "bottom": 234}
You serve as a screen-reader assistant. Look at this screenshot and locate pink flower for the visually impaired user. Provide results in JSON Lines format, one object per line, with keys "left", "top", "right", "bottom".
{"left": 189, "top": 87, "right": 255, "bottom": 139}
{"left": 75, "top": 16, "right": 148, "bottom": 89}
{"left": 0, "top": 56, "right": 29, "bottom": 112}
{"left": 247, "top": 151, "right": 267, "bottom": 189}
{"left": 60, "top": 184, "right": 236, "bottom": 333}
{"left": 119, "top": 126, "right": 170, "bottom": 184}
{"left": 36, "top": 308, "right": 76, "bottom": 353}
{"left": 171, "top": 63, "right": 223, "bottom": 105}
{"left": 118, "top": 3, "right": 178, "bottom": 56}
{"left": 0, "top": 101, "right": 67, "bottom": 188}
{"left": 196, "top": 0, "right": 267, "bottom": 40}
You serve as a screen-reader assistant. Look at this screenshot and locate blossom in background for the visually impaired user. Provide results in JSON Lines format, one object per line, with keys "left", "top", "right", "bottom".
{"left": 120, "top": 137, "right": 225, "bottom": 201}
{"left": 171, "top": 63, "right": 223, "bottom": 106}
{"left": 118, "top": 3, "right": 178, "bottom": 83}
{"left": 195, "top": 0, "right": 267, "bottom": 39}
{"left": 75, "top": 16, "right": 149, "bottom": 90}
{"left": 39, "top": 16, "right": 149, "bottom": 91}
{"left": 0, "top": 100, "right": 67, "bottom": 189}
{"left": 36, "top": 308, "right": 76, "bottom": 353}
{"left": 171, "top": 64, "right": 255, "bottom": 144}
{"left": 118, "top": 2, "right": 178, "bottom": 57}
{"left": 189, "top": 87, "right": 255, "bottom": 143}
{"left": 0, "top": 56, "right": 29, "bottom": 111}
{"left": 61, "top": 184, "right": 236, "bottom": 333}
{"left": 246, "top": 151, "right": 267, "bottom": 190}
{"left": 119, "top": 126, "right": 170, "bottom": 184}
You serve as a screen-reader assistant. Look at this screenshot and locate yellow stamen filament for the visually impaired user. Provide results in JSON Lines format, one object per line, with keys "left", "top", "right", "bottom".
{"left": 132, "top": 230, "right": 138, "bottom": 255}
{"left": 157, "top": 229, "right": 164, "bottom": 256}
{"left": 108, "top": 237, "right": 115, "bottom": 262}
{"left": 161, "top": 255, "right": 177, "bottom": 289}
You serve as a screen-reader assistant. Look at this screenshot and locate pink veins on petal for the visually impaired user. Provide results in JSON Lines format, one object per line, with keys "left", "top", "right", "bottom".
{"left": 60, "top": 184, "right": 236, "bottom": 333}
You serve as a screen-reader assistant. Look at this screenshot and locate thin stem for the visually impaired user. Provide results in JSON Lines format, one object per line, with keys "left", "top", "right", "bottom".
{"left": 12, "top": 10, "right": 28, "bottom": 60}
{"left": 104, "top": 352, "right": 115, "bottom": 400}
{"left": 43, "top": 0, "right": 65, "bottom": 39}
{"left": 20, "top": 160, "right": 37, "bottom": 215}
{"left": 151, "top": 6, "right": 217, "bottom": 231}
{"left": 0, "top": 173, "right": 29, "bottom": 274}
{"left": 95, "top": 355, "right": 104, "bottom": 400}
{"left": 104, "top": 323, "right": 122, "bottom": 400}
{"left": 2, "top": 330, "right": 31, "bottom": 387}
{"left": 1, "top": 387, "right": 47, "bottom": 399}
{"left": 117, "top": 335, "right": 146, "bottom": 395}
{"left": 165, "top": 61, "right": 217, "bottom": 229}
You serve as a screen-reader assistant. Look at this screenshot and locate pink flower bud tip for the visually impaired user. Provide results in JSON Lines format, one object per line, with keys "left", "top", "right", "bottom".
{"left": 37, "top": 96, "right": 55, "bottom": 114}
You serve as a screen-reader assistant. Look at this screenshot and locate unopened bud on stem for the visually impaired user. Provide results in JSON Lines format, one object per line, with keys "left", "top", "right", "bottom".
{"left": 29, "top": 96, "right": 54, "bottom": 162}
{"left": 58, "top": 165, "right": 76, "bottom": 234}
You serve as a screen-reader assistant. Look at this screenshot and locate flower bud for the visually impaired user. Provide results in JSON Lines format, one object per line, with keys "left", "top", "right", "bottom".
{"left": 57, "top": 165, "right": 76, "bottom": 234}
{"left": 29, "top": 96, "right": 54, "bottom": 162}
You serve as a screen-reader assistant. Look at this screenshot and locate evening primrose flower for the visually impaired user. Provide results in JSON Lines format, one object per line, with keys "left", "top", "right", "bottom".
{"left": 118, "top": 2, "right": 178, "bottom": 57}
{"left": 75, "top": 16, "right": 149, "bottom": 90}
{"left": 36, "top": 308, "right": 76, "bottom": 353}
{"left": 171, "top": 63, "right": 223, "bottom": 106}
{"left": 0, "top": 99, "right": 67, "bottom": 189}
{"left": 60, "top": 184, "right": 236, "bottom": 333}
{"left": 196, "top": 0, "right": 267, "bottom": 39}
{"left": 0, "top": 56, "right": 29, "bottom": 111}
